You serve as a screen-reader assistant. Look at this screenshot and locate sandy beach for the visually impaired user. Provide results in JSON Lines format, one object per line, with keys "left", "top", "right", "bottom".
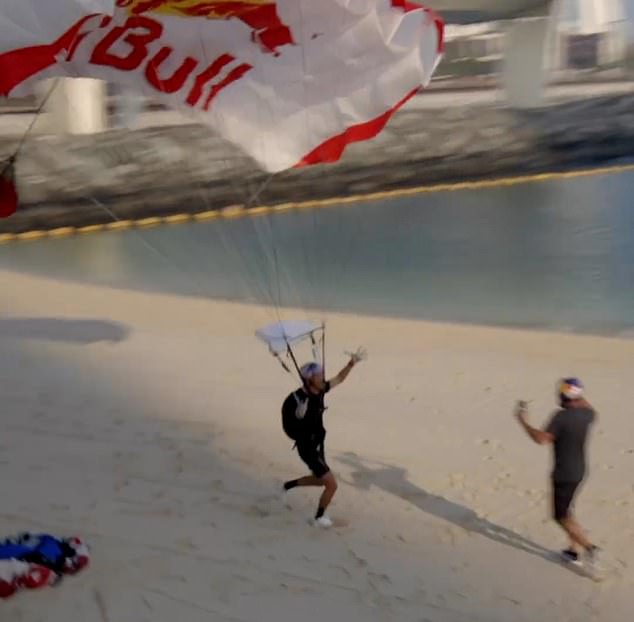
{"left": 1, "top": 267, "right": 633, "bottom": 622}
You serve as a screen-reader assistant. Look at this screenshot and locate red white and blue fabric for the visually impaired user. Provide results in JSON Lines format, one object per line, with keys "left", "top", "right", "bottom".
{"left": 0, "top": 533, "right": 90, "bottom": 599}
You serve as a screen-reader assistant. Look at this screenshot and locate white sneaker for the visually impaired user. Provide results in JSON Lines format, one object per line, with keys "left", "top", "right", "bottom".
{"left": 583, "top": 546, "right": 604, "bottom": 577}
{"left": 314, "top": 515, "right": 333, "bottom": 528}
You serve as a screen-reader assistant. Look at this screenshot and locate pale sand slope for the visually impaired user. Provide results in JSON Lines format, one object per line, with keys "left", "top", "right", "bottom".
{"left": 1, "top": 269, "right": 633, "bottom": 622}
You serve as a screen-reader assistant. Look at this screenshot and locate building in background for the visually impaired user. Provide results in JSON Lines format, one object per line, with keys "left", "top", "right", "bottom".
{"left": 437, "top": 0, "right": 629, "bottom": 81}
{"left": 1, "top": 1, "right": 632, "bottom": 130}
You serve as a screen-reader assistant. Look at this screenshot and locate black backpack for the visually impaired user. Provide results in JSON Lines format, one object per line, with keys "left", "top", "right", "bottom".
{"left": 281, "top": 390, "right": 306, "bottom": 441}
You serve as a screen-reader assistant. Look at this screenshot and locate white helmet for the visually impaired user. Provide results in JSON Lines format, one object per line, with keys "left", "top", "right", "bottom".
{"left": 300, "top": 362, "right": 323, "bottom": 380}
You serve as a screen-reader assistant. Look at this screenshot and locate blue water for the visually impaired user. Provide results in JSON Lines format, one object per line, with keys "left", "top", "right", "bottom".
{"left": 1, "top": 171, "right": 634, "bottom": 336}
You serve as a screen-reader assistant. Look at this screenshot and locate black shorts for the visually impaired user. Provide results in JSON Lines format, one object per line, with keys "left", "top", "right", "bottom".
{"left": 296, "top": 441, "right": 330, "bottom": 478}
{"left": 552, "top": 480, "right": 582, "bottom": 521}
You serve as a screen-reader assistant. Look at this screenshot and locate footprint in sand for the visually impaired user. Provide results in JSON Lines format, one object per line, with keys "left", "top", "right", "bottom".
{"left": 448, "top": 473, "right": 466, "bottom": 490}
{"left": 246, "top": 505, "right": 270, "bottom": 518}
{"left": 439, "top": 525, "right": 461, "bottom": 546}
{"left": 478, "top": 439, "right": 505, "bottom": 453}
{"left": 141, "top": 593, "right": 154, "bottom": 612}
{"left": 331, "top": 564, "right": 353, "bottom": 580}
{"left": 348, "top": 548, "right": 369, "bottom": 568}
{"left": 368, "top": 571, "right": 392, "bottom": 587}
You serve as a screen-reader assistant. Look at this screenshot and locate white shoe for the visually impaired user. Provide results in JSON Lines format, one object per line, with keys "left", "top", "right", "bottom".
{"left": 583, "top": 546, "right": 604, "bottom": 577}
{"left": 314, "top": 515, "right": 333, "bottom": 528}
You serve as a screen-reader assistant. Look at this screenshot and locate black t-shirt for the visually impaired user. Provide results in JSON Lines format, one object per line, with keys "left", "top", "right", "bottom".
{"left": 545, "top": 406, "right": 595, "bottom": 483}
{"left": 282, "top": 382, "right": 331, "bottom": 445}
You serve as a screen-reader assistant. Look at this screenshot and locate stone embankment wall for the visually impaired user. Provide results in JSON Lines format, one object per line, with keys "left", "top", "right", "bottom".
{"left": 1, "top": 92, "right": 633, "bottom": 234}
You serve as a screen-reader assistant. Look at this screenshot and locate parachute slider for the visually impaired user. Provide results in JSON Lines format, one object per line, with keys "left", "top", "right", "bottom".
{"left": 255, "top": 320, "right": 323, "bottom": 356}
{"left": 255, "top": 320, "right": 325, "bottom": 380}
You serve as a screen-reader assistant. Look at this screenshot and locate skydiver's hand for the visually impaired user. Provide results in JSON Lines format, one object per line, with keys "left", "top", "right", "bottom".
{"left": 346, "top": 347, "right": 367, "bottom": 365}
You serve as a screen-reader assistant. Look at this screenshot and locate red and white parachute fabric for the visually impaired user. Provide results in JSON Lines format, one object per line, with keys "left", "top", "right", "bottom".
{"left": 0, "top": 536, "right": 90, "bottom": 599}
{"left": 0, "top": 0, "right": 444, "bottom": 173}
{"left": 0, "top": 560, "right": 56, "bottom": 599}
{"left": 0, "top": 158, "right": 18, "bottom": 218}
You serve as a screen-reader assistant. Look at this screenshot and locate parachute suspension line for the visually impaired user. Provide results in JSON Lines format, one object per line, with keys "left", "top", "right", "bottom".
{"left": 272, "top": 350, "right": 292, "bottom": 374}
{"left": 285, "top": 341, "right": 305, "bottom": 385}
{"left": 272, "top": 244, "right": 283, "bottom": 317}
{"left": 186, "top": 26, "right": 283, "bottom": 320}
{"left": 237, "top": 169, "right": 286, "bottom": 321}
{"left": 217, "top": 158, "right": 283, "bottom": 318}
{"left": 0, "top": 78, "right": 61, "bottom": 217}
{"left": 156, "top": 29, "right": 271, "bottom": 308}
{"left": 310, "top": 333, "right": 317, "bottom": 360}
{"left": 265, "top": 338, "right": 305, "bottom": 385}
{"left": 293, "top": 0, "right": 337, "bottom": 321}
{"left": 7, "top": 78, "right": 60, "bottom": 167}
{"left": 0, "top": 156, "right": 14, "bottom": 179}
{"left": 38, "top": 64, "right": 229, "bottom": 307}
{"left": 244, "top": 172, "right": 276, "bottom": 209}
{"left": 309, "top": 327, "right": 326, "bottom": 378}
{"left": 86, "top": 167, "right": 281, "bottom": 343}
{"left": 55, "top": 54, "right": 277, "bottom": 325}
{"left": 322, "top": 324, "right": 326, "bottom": 379}
{"left": 202, "top": 155, "right": 281, "bottom": 313}
{"left": 87, "top": 196, "right": 217, "bottom": 298}
{"left": 170, "top": 108, "right": 283, "bottom": 320}
{"left": 1, "top": 78, "right": 60, "bottom": 194}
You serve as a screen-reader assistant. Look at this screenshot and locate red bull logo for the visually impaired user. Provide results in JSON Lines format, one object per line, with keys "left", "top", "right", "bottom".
{"left": 115, "top": 0, "right": 293, "bottom": 53}
{"left": 117, "top": 1, "right": 270, "bottom": 18}
{"left": 0, "top": 7, "right": 260, "bottom": 112}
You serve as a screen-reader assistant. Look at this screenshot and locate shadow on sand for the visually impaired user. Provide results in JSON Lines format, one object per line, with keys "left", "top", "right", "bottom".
{"left": 0, "top": 317, "right": 130, "bottom": 344}
{"left": 336, "top": 451, "right": 575, "bottom": 569}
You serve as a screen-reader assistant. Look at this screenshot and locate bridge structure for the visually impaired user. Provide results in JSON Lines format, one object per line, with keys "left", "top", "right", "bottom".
{"left": 438, "top": 1, "right": 630, "bottom": 108}
{"left": 29, "top": 1, "right": 634, "bottom": 135}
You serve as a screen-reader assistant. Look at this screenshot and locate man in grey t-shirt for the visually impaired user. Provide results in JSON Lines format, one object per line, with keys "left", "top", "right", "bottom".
{"left": 515, "top": 378, "right": 599, "bottom": 567}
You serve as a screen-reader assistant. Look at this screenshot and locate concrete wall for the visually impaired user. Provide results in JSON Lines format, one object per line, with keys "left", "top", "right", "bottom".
{"left": 1, "top": 88, "right": 634, "bottom": 234}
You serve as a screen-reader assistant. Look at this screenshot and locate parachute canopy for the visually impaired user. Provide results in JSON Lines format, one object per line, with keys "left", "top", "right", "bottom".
{"left": 0, "top": 1, "right": 444, "bottom": 172}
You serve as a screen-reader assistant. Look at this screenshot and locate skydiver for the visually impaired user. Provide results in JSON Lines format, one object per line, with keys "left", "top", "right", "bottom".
{"left": 281, "top": 347, "right": 367, "bottom": 528}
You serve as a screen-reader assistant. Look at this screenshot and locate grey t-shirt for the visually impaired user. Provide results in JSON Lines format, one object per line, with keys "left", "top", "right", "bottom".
{"left": 545, "top": 407, "right": 595, "bottom": 483}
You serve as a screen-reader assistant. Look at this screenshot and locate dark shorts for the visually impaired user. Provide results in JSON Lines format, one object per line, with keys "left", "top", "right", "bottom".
{"left": 552, "top": 480, "right": 582, "bottom": 521}
{"left": 296, "top": 441, "right": 330, "bottom": 478}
